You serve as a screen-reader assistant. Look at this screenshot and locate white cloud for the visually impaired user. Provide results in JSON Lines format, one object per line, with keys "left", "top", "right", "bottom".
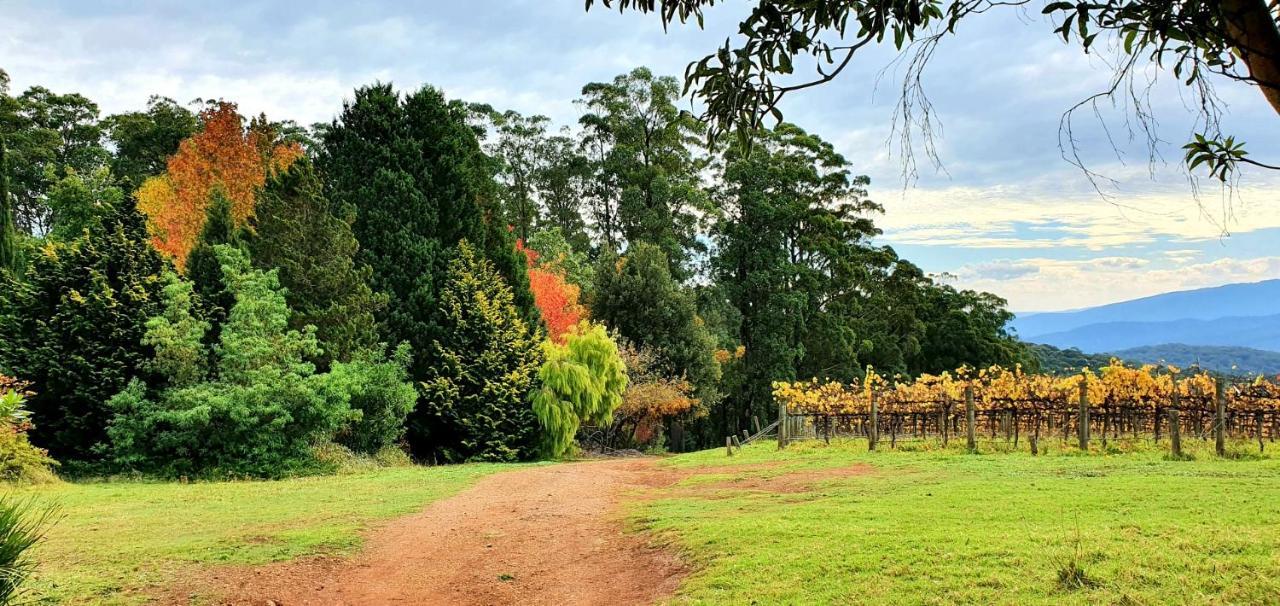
{"left": 877, "top": 168, "right": 1280, "bottom": 251}
{"left": 955, "top": 255, "right": 1280, "bottom": 312}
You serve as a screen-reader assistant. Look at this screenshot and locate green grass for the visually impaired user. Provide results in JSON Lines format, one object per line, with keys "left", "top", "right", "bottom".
{"left": 13, "top": 463, "right": 521, "bottom": 605}
{"left": 640, "top": 439, "right": 1280, "bottom": 605}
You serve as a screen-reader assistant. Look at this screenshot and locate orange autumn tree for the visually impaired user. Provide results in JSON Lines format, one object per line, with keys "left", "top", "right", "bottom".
{"left": 137, "top": 102, "right": 303, "bottom": 269}
{"left": 517, "top": 238, "right": 586, "bottom": 342}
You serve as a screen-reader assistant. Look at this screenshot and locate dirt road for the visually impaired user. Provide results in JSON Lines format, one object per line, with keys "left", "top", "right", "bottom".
{"left": 213, "top": 458, "right": 685, "bottom": 606}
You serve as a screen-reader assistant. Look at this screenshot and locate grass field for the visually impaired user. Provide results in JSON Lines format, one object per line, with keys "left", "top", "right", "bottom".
{"left": 640, "top": 440, "right": 1280, "bottom": 605}
{"left": 13, "top": 463, "right": 519, "bottom": 605}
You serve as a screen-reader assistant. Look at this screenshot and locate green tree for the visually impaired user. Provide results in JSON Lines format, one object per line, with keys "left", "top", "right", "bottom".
{"left": 475, "top": 108, "right": 550, "bottom": 242}
{"left": 248, "top": 161, "right": 382, "bottom": 368}
{"left": 0, "top": 135, "right": 17, "bottom": 274}
{"left": 417, "top": 241, "right": 544, "bottom": 463}
{"left": 0, "top": 199, "right": 168, "bottom": 462}
{"left": 184, "top": 191, "right": 244, "bottom": 347}
{"left": 908, "top": 283, "right": 1030, "bottom": 375}
{"left": 578, "top": 68, "right": 711, "bottom": 277}
{"left": 535, "top": 133, "right": 592, "bottom": 251}
{"left": 0, "top": 80, "right": 108, "bottom": 233}
{"left": 588, "top": 0, "right": 1280, "bottom": 182}
{"left": 142, "top": 274, "right": 210, "bottom": 389}
{"left": 712, "top": 123, "right": 881, "bottom": 435}
{"left": 531, "top": 323, "right": 628, "bottom": 458}
{"left": 44, "top": 166, "right": 123, "bottom": 241}
{"left": 320, "top": 84, "right": 537, "bottom": 456}
{"left": 103, "top": 96, "right": 198, "bottom": 191}
{"left": 592, "top": 242, "right": 720, "bottom": 405}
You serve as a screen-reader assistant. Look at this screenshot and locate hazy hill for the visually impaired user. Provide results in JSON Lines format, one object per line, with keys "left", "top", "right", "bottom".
{"left": 1012, "top": 280, "right": 1280, "bottom": 340}
{"left": 1027, "top": 314, "right": 1280, "bottom": 353}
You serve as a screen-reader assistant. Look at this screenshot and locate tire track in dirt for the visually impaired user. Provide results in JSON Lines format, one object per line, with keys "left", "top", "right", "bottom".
{"left": 209, "top": 458, "right": 685, "bottom": 606}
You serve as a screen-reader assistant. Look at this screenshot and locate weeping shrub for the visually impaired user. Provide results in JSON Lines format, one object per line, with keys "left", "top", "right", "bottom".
{"left": 530, "top": 323, "right": 627, "bottom": 458}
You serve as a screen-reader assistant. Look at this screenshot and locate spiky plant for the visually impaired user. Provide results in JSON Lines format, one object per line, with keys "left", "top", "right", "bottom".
{"left": 0, "top": 497, "right": 57, "bottom": 604}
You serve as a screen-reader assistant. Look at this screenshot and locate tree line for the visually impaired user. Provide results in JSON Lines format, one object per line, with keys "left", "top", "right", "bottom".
{"left": 0, "top": 65, "right": 1029, "bottom": 476}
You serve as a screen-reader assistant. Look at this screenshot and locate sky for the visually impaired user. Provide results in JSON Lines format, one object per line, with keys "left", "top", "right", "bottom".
{"left": 3, "top": 0, "right": 1278, "bottom": 312}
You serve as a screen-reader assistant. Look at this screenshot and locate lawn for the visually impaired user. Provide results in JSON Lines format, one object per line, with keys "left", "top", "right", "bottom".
{"left": 639, "top": 439, "right": 1280, "bottom": 605}
{"left": 13, "top": 463, "right": 520, "bottom": 605}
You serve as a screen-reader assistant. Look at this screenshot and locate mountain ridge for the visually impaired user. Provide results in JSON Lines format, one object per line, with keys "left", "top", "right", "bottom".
{"left": 1011, "top": 279, "right": 1280, "bottom": 340}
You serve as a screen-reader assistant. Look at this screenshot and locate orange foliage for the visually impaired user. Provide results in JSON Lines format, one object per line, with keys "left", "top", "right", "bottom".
{"left": 529, "top": 267, "right": 585, "bottom": 343}
{"left": 517, "top": 238, "right": 586, "bottom": 343}
{"left": 137, "top": 102, "right": 303, "bottom": 269}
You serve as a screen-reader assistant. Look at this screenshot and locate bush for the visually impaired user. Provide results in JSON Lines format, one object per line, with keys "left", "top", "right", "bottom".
{"left": 0, "top": 496, "right": 57, "bottom": 605}
{"left": 104, "top": 247, "right": 353, "bottom": 478}
{"left": 328, "top": 344, "right": 417, "bottom": 455}
{"left": 604, "top": 340, "right": 700, "bottom": 449}
{"left": 310, "top": 442, "right": 413, "bottom": 475}
{"left": 106, "top": 376, "right": 350, "bottom": 478}
{"left": 0, "top": 379, "right": 57, "bottom": 484}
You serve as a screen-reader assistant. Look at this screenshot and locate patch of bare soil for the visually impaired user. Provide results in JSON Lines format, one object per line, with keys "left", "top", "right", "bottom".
{"left": 196, "top": 459, "right": 686, "bottom": 606}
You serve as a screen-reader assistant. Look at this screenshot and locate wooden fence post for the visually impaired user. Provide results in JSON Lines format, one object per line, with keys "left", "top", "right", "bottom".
{"left": 752, "top": 415, "right": 762, "bottom": 435}
{"left": 1030, "top": 412, "right": 1040, "bottom": 455}
{"left": 725, "top": 436, "right": 734, "bottom": 456}
{"left": 1215, "top": 379, "right": 1227, "bottom": 457}
{"left": 941, "top": 399, "right": 950, "bottom": 446}
{"left": 1077, "top": 376, "right": 1090, "bottom": 451}
{"left": 869, "top": 391, "right": 880, "bottom": 451}
{"left": 1256, "top": 412, "right": 1265, "bottom": 453}
{"left": 777, "top": 401, "right": 788, "bottom": 449}
{"left": 1169, "top": 378, "right": 1182, "bottom": 458}
{"left": 742, "top": 429, "right": 751, "bottom": 443}
{"left": 965, "top": 386, "right": 977, "bottom": 451}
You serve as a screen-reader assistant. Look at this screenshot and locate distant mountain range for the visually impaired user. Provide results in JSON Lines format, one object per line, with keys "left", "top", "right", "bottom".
{"left": 1012, "top": 279, "right": 1280, "bottom": 375}
{"left": 1011, "top": 279, "right": 1280, "bottom": 338}
{"left": 1027, "top": 313, "right": 1280, "bottom": 352}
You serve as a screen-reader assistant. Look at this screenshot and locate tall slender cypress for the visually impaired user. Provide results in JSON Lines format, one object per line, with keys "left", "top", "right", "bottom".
{"left": 0, "top": 135, "right": 18, "bottom": 274}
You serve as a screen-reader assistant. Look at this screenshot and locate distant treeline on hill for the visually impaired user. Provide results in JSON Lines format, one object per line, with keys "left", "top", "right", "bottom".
{"left": 1027, "top": 344, "right": 1117, "bottom": 375}
{"left": 1030, "top": 343, "right": 1280, "bottom": 377}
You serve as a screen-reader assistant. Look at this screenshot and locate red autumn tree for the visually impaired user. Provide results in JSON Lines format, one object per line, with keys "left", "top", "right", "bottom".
{"left": 517, "top": 238, "right": 586, "bottom": 343}
{"left": 137, "top": 101, "right": 303, "bottom": 269}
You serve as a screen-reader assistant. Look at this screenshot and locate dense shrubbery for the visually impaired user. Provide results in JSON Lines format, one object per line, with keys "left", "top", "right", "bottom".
{"left": 0, "top": 377, "right": 57, "bottom": 483}
{"left": 0, "top": 201, "right": 167, "bottom": 464}
{"left": 329, "top": 344, "right": 417, "bottom": 455}
{"left": 606, "top": 340, "right": 700, "bottom": 449}
{"left": 104, "top": 247, "right": 353, "bottom": 477}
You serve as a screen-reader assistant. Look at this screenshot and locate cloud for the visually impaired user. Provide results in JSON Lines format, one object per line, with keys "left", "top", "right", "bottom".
{"left": 877, "top": 167, "right": 1280, "bottom": 252}
{"left": 954, "top": 255, "right": 1280, "bottom": 312}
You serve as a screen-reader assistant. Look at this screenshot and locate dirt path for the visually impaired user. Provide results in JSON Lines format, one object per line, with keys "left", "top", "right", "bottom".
{"left": 212, "top": 458, "right": 685, "bottom": 606}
